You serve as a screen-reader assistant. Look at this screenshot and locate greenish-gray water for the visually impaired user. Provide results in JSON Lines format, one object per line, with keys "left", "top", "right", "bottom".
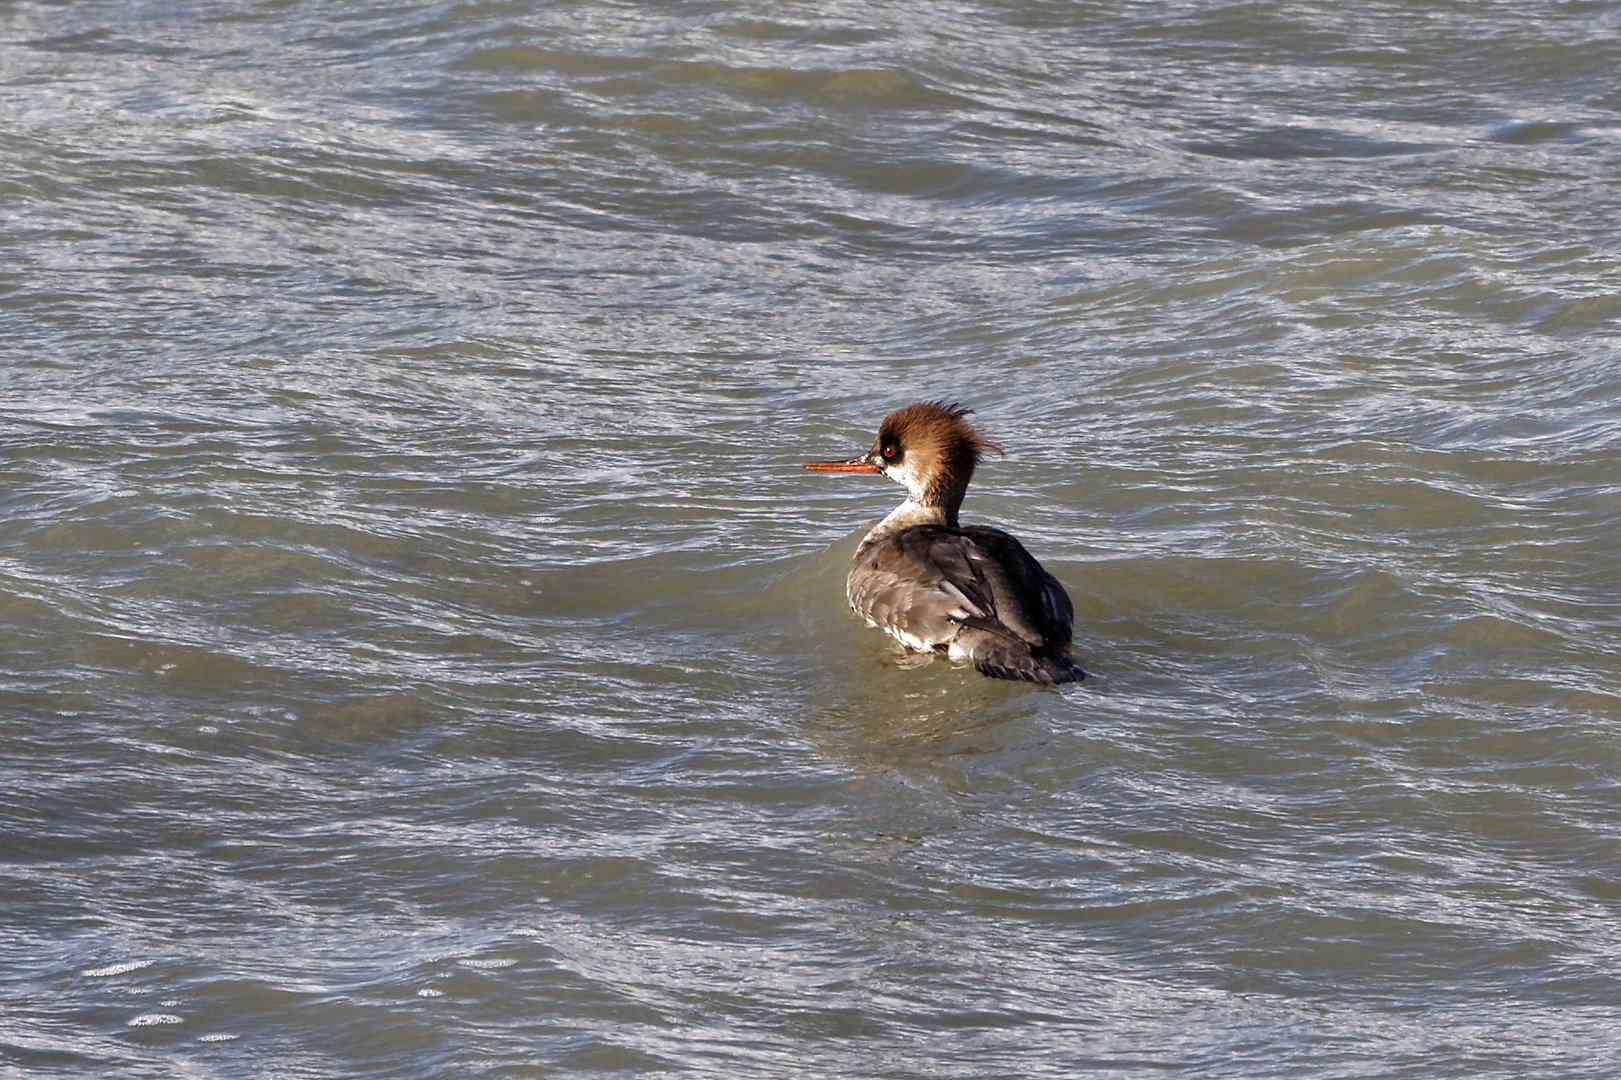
{"left": 3, "top": 1, "right": 1620, "bottom": 1077}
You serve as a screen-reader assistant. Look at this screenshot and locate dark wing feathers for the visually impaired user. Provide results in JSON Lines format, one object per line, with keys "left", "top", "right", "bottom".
{"left": 848, "top": 525, "right": 1084, "bottom": 683}
{"left": 954, "top": 527, "right": 1073, "bottom": 648}
{"left": 848, "top": 531, "right": 980, "bottom": 650}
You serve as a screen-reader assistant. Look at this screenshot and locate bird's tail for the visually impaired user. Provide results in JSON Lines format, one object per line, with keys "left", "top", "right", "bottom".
{"left": 968, "top": 636, "right": 1086, "bottom": 684}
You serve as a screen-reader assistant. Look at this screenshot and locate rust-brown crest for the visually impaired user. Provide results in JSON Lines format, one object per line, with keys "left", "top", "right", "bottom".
{"left": 872, "top": 401, "right": 1002, "bottom": 520}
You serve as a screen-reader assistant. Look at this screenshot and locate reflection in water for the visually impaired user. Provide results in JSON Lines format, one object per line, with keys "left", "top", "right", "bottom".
{"left": 805, "top": 668, "right": 1048, "bottom": 772}
{"left": 3, "top": 0, "right": 1620, "bottom": 1075}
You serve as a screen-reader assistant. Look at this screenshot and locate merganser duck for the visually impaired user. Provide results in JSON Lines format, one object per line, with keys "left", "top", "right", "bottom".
{"left": 805, "top": 402, "right": 1085, "bottom": 684}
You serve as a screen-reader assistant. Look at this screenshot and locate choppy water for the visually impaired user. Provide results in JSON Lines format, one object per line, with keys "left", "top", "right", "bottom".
{"left": 4, "top": 1, "right": 1621, "bottom": 1076}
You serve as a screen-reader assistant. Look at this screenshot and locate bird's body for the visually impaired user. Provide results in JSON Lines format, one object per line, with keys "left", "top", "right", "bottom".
{"left": 806, "top": 402, "right": 1085, "bottom": 684}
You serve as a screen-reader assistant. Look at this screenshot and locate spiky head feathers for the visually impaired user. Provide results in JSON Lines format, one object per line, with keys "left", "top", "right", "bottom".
{"left": 869, "top": 401, "right": 1000, "bottom": 516}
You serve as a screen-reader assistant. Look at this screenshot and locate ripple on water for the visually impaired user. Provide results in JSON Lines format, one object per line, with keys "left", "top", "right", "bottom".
{"left": 4, "top": 0, "right": 1621, "bottom": 1077}
{"left": 80, "top": 959, "right": 157, "bottom": 978}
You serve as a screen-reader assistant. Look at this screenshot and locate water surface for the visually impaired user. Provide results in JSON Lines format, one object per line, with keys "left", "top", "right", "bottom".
{"left": 4, "top": 1, "right": 1621, "bottom": 1077}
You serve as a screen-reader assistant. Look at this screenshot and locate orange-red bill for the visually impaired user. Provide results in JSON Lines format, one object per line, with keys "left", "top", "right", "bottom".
{"left": 804, "top": 456, "right": 880, "bottom": 473}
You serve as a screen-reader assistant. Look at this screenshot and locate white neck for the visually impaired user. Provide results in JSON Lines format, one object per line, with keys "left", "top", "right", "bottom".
{"left": 861, "top": 496, "right": 949, "bottom": 545}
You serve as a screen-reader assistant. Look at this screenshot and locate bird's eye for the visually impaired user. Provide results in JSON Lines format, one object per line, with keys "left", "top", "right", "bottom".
{"left": 882, "top": 443, "right": 898, "bottom": 459}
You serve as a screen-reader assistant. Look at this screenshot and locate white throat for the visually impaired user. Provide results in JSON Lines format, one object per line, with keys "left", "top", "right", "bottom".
{"left": 862, "top": 495, "right": 948, "bottom": 545}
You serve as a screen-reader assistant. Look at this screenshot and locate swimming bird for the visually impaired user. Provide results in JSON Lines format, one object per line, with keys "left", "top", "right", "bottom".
{"left": 805, "top": 402, "right": 1085, "bottom": 684}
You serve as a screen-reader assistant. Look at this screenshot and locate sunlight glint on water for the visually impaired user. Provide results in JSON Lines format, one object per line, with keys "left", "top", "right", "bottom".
{"left": 2, "top": 1, "right": 1620, "bottom": 1077}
